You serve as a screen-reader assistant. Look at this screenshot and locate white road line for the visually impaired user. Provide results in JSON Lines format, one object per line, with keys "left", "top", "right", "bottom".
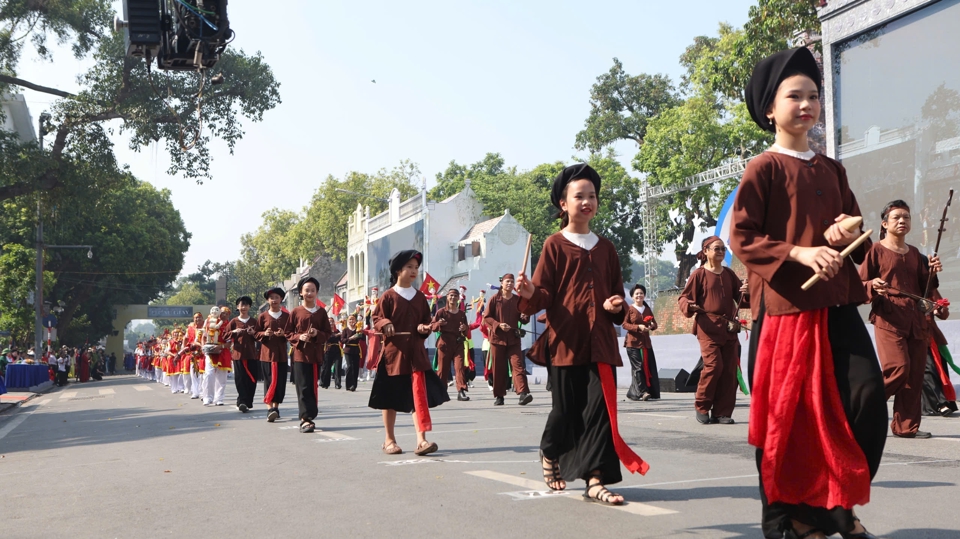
{"left": 99, "top": 388, "right": 115, "bottom": 395}
{"left": 0, "top": 407, "right": 40, "bottom": 442}
{"left": 36, "top": 399, "right": 51, "bottom": 406}
{"left": 59, "top": 391, "right": 77, "bottom": 399}
{"left": 466, "top": 470, "right": 677, "bottom": 516}
{"left": 315, "top": 431, "right": 358, "bottom": 442}
{"left": 396, "top": 426, "right": 524, "bottom": 436}
{"left": 133, "top": 385, "right": 152, "bottom": 391}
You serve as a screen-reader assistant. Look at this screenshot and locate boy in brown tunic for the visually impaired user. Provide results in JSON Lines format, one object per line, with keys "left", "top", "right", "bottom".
{"left": 284, "top": 277, "right": 331, "bottom": 433}
{"left": 484, "top": 274, "right": 531, "bottom": 406}
{"left": 859, "top": 200, "right": 941, "bottom": 438}
{"left": 256, "top": 287, "right": 289, "bottom": 422}
{"left": 678, "top": 236, "right": 747, "bottom": 424}
{"left": 432, "top": 288, "right": 471, "bottom": 401}
{"left": 224, "top": 296, "right": 260, "bottom": 413}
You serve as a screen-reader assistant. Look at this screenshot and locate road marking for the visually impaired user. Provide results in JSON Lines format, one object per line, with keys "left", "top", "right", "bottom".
{"left": 36, "top": 399, "right": 51, "bottom": 406}
{"left": 99, "top": 389, "right": 115, "bottom": 395}
{"left": 133, "top": 385, "right": 152, "bottom": 391}
{"left": 59, "top": 391, "right": 77, "bottom": 399}
{"left": 315, "top": 431, "right": 358, "bottom": 442}
{"left": 466, "top": 470, "right": 678, "bottom": 516}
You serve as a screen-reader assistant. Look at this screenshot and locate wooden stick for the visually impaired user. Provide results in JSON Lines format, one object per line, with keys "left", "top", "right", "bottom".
{"left": 801, "top": 229, "right": 873, "bottom": 291}
{"left": 824, "top": 216, "right": 862, "bottom": 240}
{"left": 520, "top": 233, "right": 533, "bottom": 276}
{"left": 923, "top": 189, "right": 953, "bottom": 299}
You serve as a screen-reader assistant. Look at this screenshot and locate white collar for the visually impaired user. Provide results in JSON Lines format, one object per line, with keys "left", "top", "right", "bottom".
{"left": 561, "top": 230, "right": 599, "bottom": 250}
{"left": 393, "top": 285, "right": 417, "bottom": 301}
{"left": 304, "top": 305, "right": 319, "bottom": 314}
{"left": 268, "top": 310, "right": 283, "bottom": 319}
{"left": 769, "top": 144, "right": 816, "bottom": 161}
{"left": 239, "top": 316, "right": 250, "bottom": 323}
{"left": 632, "top": 302, "right": 644, "bottom": 313}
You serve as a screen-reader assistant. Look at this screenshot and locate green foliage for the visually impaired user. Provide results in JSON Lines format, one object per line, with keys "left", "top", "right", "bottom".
{"left": 575, "top": 58, "right": 680, "bottom": 152}
{"left": 0, "top": 0, "right": 112, "bottom": 75}
{"left": 0, "top": 243, "right": 53, "bottom": 344}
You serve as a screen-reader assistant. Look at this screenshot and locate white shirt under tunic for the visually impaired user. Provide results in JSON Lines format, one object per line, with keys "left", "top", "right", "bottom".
{"left": 561, "top": 230, "right": 600, "bottom": 250}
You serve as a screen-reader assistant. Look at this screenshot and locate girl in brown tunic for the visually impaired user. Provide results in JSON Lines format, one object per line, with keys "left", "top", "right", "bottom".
{"left": 432, "top": 288, "right": 471, "bottom": 401}
{"left": 858, "top": 200, "right": 941, "bottom": 438}
{"left": 623, "top": 284, "right": 660, "bottom": 401}
{"left": 256, "top": 287, "right": 289, "bottom": 423}
{"left": 733, "top": 47, "right": 887, "bottom": 539}
{"left": 516, "top": 163, "right": 649, "bottom": 506}
{"left": 284, "top": 277, "right": 331, "bottom": 433}
{"left": 369, "top": 250, "right": 449, "bottom": 456}
{"left": 678, "top": 236, "right": 747, "bottom": 424}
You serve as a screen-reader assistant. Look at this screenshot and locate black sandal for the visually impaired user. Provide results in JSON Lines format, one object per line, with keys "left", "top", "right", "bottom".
{"left": 540, "top": 451, "right": 565, "bottom": 491}
{"left": 840, "top": 517, "right": 877, "bottom": 539}
{"left": 582, "top": 474, "right": 623, "bottom": 506}
{"left": 267, "top": 408, "right": 279, "bottom": 423}
{"left": 299, "top": 420, "right": 315, "bottom": 433}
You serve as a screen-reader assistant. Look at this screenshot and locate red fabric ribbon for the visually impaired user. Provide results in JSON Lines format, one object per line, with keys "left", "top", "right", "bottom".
{"left": 930, "top": 339, "right": 957, "bottom": 401}
{"left": 263, "top": 362, "right": 278, "bottom": 404}
{"left": 597, "top": 362, "right": 650, "bottom": 475}
{"left": 241, "top": 360, "right": 257, "bottom": 384}
{"left": 749, "top": 308, "right": 870, "bottom": 509}
{"left": 411, "top": 370, "right": 432, "bottom": 432}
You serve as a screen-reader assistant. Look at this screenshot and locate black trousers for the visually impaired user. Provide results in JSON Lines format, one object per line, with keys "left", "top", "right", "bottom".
{"left": 344, "top": 348, "right": 361, "bottom": 390}
{"left": 921, "top": 346, "right": 958, "bottom": 415}
{"left": 233, "top": 359, "right": 259, "bottom": 408}
{"left": 749, "top": 302, "right": 887, "bottom": 538}
{"left": 56, "top": 370, "right": 68, "bottom": 386}
{"left": 292, "top": 362, "right": 319, "bottom": 422}
{"left": 261, "top": 360, "right": 287, "bottom": 405}
{"left": 540, "top": 363, "right": 621, "bottom": 485}
{"left": 625, "top": 346, "right": 661, "bottom": 400}
{"left": 321, "top": 348, "right": 342, "bottom": 389}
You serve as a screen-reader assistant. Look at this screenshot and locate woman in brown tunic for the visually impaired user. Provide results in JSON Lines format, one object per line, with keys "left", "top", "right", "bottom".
{"left": 433, "top": 288, "right": 471, "bottom": 401}
{"left": 733, "top": 47, "right": 887, "bottom": 539}
{"left": 369, "top": 250, "right": 449, "bottom": 456}
{"left": 257, "top": 287, "right": 289, "bottom": 423}
{"left": 517, "top": 163, "right": 649, "bottom": 506}
{"left": 678, "top": 236, "right": 747, "bottom": 424}
{"left": 284, "top": 277, "right": 331, "bottom": 433}
{"left": 858, "top": 200, "right": 941, "bottom": 438}
{"left": 623, "top": 284, "right": 660, "bottom": 401}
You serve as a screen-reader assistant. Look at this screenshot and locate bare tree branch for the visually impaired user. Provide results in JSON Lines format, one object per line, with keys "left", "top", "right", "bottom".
{"left": 0, "top": 74, "right": 74, "bottom": 98}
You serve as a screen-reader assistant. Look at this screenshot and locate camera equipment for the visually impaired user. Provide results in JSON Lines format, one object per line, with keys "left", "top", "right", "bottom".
{"left": 116, "top": 0, "right": 233, "bottom": 71}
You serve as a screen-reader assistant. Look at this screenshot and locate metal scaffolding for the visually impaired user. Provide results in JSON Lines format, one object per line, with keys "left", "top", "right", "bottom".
{"left": 639, "top": 157, "right": 754, "bottom": 298}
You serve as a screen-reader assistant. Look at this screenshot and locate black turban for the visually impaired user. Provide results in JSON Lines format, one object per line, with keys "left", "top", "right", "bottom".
{"left": 745, "top": 47, "right": 822, "bottom": 133}
{"left": 388, "top": 250, "right": 422, "bottom": 285}
{"left": 551, "top": 163, "right": 602, "bottom": 209}
{"left": 297, "top": 276, "right": 320, "bottom": 294}
{"left": 263, "top": 287, "right": 285, "bottom": 300}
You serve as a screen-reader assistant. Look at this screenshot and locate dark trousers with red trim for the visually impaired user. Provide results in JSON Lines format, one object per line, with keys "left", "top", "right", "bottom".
{"left": 261, "top": 360, "right": 287, "bottom": 405}
{"left": 749, "top": 303, "right": 887, "bottom": 538}
{"left": 233, "top": 359, "right": 259, "bottom": 408}
{"left": 491, "top": 342, "right": 528, "bottom": 397}
{"left": 344, "top": 348, "right": 361, "bottom": 390}
{"left": 293, "top": 362, "right": 320, "bottom": 422}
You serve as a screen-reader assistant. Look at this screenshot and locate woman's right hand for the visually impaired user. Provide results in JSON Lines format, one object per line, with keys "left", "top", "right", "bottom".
{"left": 789, "top": 245, "right": 842, "bottom": 281}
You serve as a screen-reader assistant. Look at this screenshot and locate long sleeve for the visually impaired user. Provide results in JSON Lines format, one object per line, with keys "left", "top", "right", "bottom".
{"left": 678, "top": 270, "right": 701, "bottom": 318}
{"left": 731, "top": 158, "right": 794, "bottom": 283}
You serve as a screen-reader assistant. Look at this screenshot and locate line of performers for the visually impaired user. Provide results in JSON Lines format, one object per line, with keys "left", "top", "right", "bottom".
{"left": 126, "top": 48, "right": 956, "bottom": 536}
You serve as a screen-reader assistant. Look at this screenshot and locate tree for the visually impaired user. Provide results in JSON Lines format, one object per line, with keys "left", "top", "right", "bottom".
{"left": 0, "top": 9, "right": 281, "bottom": 201}
{"left": 574, "top": 58, "right": 680, "bottom": 153}
{"left": 634, "top": 94, "right": 769, "bottom": 287}
{"left": 0, "top": 244, "right": 54, "bottom": 345}
{"left": 238, "top": 209, "right": 303, "bottom": 284}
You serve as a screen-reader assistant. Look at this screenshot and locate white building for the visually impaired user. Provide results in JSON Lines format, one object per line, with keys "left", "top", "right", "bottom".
{"left": 346, "top": 181, "right": 533, "bottom": 348}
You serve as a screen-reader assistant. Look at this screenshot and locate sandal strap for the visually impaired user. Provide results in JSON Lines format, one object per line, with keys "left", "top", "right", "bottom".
{"left": 586, "top": 482, "right": 617, "bottom": 502}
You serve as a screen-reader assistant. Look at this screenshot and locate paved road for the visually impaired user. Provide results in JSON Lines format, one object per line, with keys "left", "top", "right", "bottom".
{"left": 1, "top": 374, "right": 957, "bottom": 539}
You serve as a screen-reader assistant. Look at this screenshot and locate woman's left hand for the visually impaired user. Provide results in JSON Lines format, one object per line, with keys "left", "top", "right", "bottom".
{"left": 603, "top": 296, "right": 624, "bottom": 313}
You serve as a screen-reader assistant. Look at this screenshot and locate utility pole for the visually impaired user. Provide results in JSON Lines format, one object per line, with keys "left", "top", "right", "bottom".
{"left": 34, "top": 112, "right": 50, "bottom": 357}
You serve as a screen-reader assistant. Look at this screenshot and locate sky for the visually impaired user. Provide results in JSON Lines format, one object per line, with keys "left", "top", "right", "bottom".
{"left": 15, "top": 0, "right": 758, "bottom": 277}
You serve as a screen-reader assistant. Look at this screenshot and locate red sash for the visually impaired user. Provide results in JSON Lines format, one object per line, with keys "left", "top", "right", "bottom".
{"left": 930, "top": 339, "right": 957, "bottom": 401}
{"left": 597, "top": 362, "right": 650, "bottom": 475}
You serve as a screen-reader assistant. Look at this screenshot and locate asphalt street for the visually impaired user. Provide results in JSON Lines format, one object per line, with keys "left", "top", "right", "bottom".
{"left": 1, "top": 374, "right": 957, "bottom": 539}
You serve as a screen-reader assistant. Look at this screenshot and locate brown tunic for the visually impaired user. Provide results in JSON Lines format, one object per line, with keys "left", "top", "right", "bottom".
{"left": 730, "top": 152, "right": 870, "bottom": 318}
{"left": 256, "top": 311, "right": 289, "bottom": 362}
{"left": 678, "top": 267, "right": 745, "bottom": 343}
{"left": 484, "top": 293, "right": 528, "bottom": 346}
{"left": 224, "top": 317, "right": 258, "bottom": 360}
{"left": 858, "top": 243, "right": 936, "bottom": 340}
{"left": 284, "top": 306, "right": 331, "bottom": 363}
{"left": 622, "top": 303, "right": 657, "bottom": 349}
{"left": 518, "top": 232, "right": 626, "bottom": 367}
{"left": 432, "top": 308, "right": 470, "bottom": 349}
{"left": 372, "top": 288, "right": 432, "bottom": 375}
{"left": 341, "top": 328, "right": 364, "bottom": 354}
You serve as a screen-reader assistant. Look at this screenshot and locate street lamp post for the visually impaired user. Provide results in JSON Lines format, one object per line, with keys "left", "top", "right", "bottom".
{"left": 34, "top": 112, "right": 51, "bottom": 357}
